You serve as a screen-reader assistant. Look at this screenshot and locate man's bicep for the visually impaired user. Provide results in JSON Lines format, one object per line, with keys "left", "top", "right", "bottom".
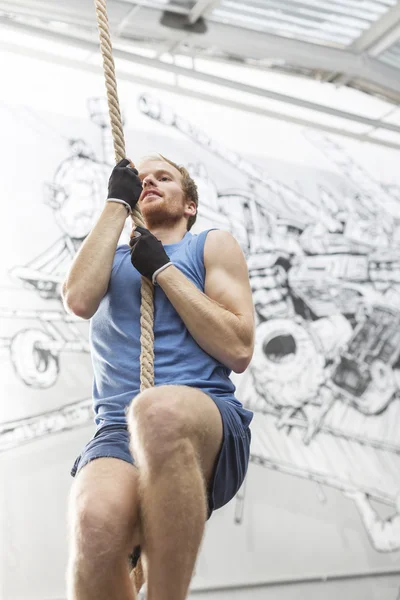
{"left": 204, "top": 232, "right": 254, "bottom": 322}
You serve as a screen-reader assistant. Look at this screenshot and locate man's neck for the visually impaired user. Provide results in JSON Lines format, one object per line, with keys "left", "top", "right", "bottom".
{"left": 148, "top": 224, "right": 188, "bottom": 245}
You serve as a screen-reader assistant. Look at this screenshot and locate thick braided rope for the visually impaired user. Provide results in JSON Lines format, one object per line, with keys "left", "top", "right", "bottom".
{"left": 94, "top": 0, "right": 155, "bottom": 394}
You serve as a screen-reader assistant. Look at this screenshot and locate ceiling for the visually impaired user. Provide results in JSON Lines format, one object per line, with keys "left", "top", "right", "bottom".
{"left": 2, "top": 1, "right": 400, "bottom": 149}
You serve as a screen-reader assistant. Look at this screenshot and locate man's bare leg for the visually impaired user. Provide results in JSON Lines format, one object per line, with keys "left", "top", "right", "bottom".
{"left": 128, "top": 386, "right": 223, "bottom": 600}
{"left": 139, "top": 438, "right": 207, "bottom": 600}
{"left": 67, "top": 458, "right": 141, "bottom": 600}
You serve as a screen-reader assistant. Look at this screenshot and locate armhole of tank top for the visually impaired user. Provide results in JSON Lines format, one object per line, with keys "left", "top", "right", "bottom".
{"left": 112, "top": 244, "right": 128, "bottom": 275}
{"left": 196, "top": 228, "right": 218, "bottom": 276}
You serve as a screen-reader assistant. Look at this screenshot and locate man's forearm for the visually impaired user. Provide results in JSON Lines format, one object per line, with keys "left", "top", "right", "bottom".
{"left": 157, "top": 265, "right": 253, "bottom": 373}
{"left": 62, "top": 202, "right": 128, "bottom": 318}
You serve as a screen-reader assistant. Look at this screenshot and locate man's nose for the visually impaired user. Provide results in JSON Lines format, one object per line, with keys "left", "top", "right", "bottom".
{"left": 143, "top": 174, "right": 157, "bottom": 187}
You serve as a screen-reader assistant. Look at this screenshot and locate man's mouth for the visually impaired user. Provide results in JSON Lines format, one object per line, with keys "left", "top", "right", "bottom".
{"left": 142, "top": 190, "right": 162, "bottom": 201}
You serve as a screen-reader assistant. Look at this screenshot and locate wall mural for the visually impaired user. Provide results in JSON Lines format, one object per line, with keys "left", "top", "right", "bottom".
{"left": 0, "top": 94, "right": 399, "bottom": 592}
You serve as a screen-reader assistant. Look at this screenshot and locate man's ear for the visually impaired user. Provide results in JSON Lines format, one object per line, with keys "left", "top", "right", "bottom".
{"left": 185, "top": 200, "right": 197, "bottom": 216}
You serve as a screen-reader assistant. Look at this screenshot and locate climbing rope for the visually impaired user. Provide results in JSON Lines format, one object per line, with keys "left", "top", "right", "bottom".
{"left": 94, "top": 0, "right": 154, "bottom": 591}
{"left": 94, "top": 0, "right": 155, "bottom": 391}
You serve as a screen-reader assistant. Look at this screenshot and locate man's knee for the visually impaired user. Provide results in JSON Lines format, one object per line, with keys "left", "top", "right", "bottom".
{"left": 67, "top": 499, "right": 135, "bottom": 598}
{"left": 69, "top": 460, "right": 141, "bottom": 566}
{"left": 127, "top": 386, "right": 223, "bottom": 479}
{"left": 129, "top": 386, "right": 188, "bottom": 431}
{"left": 70, "top": 496, "right": 131, "bottom": 565}
{"left": 128, "top": 387, "right": 196, "bottom": 463}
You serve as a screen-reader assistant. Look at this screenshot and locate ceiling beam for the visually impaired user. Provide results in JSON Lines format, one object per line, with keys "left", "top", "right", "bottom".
{"left": 350, "top": 3, "right": 400, "bottom": 55}
{"left": 199, "top": 22, "right": 400, "bottom": 98}
{"left": 2, "top": 16, "right": 400, "bottom": 135}
{"left": 118, "top": 0, "right": 189, "bottom": 16}
{"left": 115, "top": 5, "right": 142, "bottom": 37}
{"left": 1, "top": 39, "right": 400, "bottom": 152}
{"left": 117, "top": 5, "right": 400, "bottom": 99}
{"left": 3, "top": 4, "right": 400, "bottom": 100}
{"left": 187, "top": 0, "right": 221, "bottom": 24}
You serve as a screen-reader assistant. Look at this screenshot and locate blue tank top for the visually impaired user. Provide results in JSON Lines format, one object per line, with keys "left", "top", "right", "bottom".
{"left": 90, "top": 229, "right": 252, "bottom": 428}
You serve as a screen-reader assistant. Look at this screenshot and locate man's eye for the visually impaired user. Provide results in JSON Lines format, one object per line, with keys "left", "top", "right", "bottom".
{"left": 160, "top": 176, "right": 170, "bottom": 181}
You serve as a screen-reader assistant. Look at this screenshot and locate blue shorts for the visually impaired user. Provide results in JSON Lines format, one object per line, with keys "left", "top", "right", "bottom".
{"left": 71, "top": 397, "right": 251, "bottom": 517}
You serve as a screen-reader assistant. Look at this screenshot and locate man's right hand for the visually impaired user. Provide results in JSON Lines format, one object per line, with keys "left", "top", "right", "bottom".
{"left": 107, "top": 158, "right": 143, "bottom": 211}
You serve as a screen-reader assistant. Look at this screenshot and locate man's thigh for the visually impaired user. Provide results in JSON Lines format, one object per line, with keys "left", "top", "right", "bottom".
{"left": 165, "top": 386, "right": 251, "bottom": 515}
{"left": 178, "top": 386, "right": 224, "bottom": 486}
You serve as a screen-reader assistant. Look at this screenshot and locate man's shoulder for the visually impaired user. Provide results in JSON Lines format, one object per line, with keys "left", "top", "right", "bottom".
{"left": 204, "top": 229, "right": 235, "bottom": 246}
{"left": 204, "top": 229, "right": 238, "bottom": 250}
{"left": 204, "top": 230, "right": 242, "bottom": 267}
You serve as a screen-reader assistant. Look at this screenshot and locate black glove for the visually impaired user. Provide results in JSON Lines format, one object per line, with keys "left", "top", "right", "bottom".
{"left": 130, "top": 226, "right": 171, "bottom": 282}
{"left": 107, "top": 158, "right": 142, "bottom": 211}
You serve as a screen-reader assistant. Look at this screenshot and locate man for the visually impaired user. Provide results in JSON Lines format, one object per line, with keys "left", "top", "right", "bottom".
{"left": 62, "top": 155, "right": 255, "bottom": 600}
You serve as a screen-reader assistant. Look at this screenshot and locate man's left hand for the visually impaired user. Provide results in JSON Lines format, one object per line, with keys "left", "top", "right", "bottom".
{"left": 130, "top": 226, "right": 171, "bottom": 281}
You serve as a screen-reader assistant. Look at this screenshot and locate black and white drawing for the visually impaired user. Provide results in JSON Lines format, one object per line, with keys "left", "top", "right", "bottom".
{"left": 345, "top": 490, "right": 400, "bottom": 554}
{"left": 0, "top": 99, "right": 114, "bottom": 444}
